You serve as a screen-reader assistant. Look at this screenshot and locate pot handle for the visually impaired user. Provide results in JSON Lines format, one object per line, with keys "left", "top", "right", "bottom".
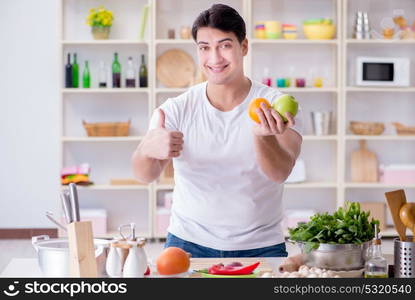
{"left": 31, "top": 235, "right": 50, "bottom": 252}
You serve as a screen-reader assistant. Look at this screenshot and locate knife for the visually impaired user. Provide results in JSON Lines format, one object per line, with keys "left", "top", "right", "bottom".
{"left": 69, "top": 183, "right": 80, "bottom": 222}
{"left": 60, "top": 191, "right": 73, "bottom": 224}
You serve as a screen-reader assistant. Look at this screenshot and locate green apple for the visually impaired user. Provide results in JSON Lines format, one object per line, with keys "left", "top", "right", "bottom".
{"left": 272, "top": 94, "right": 298, "bottom": 122}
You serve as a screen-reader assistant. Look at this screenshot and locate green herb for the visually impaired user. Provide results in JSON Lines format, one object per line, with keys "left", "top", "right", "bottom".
{"left": 288, "top": 202, "right": 379, "bottom": 252}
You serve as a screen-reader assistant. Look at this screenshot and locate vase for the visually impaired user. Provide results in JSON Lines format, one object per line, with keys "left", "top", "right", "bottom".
{"left": 92, "top": 26, "right": 111, "bottom": 40}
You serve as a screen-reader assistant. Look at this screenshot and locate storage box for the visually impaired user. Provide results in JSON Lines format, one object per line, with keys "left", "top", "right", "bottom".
{"left": 156, "top": 208, "right": 171, "bottom": 236}
{"left": 58, "top": 208, "right": 107, "bottom": 237}
{"left": 379, "top": 164, "right": 415, "bottom": 184}
{"left": 359, "top": 202, "right": 386, "bottom": 231}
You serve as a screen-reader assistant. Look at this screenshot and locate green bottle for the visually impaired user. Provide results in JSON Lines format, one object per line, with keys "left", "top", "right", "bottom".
{"left": 72, "top": 53, "right": 79, "bottom": 88}
{"left": 112, "top": 52, "right": 121, "bottom": 88}
{"left": 83, "top": 60, "right": 91, "bottom": 88}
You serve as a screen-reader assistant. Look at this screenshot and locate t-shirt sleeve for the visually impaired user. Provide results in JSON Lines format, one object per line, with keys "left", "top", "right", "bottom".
{"left": 148, "top": 98, "right": 180, "bottom": 131}
{"left": 268, "top": 90, "right": 304, "bottom": 137}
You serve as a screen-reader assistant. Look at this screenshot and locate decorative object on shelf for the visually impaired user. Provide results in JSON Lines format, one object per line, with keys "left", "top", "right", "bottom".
{"left": 139, "top": 54, "right": 148, "bottom": 87}
{"left": 125, "top": 57, "right": 136, "bottom": 88}
{"left": 349, "top": 121, "right": 385, "bottom": 135}
{"left": 65, "top": 53, "right": 73, "bottom": 88}
{"left": 86, "top": 6, "right": 114, "bottom": 40}
{"left": 61, "top": 163, "right": 93, "bottom": 186}
{"left": 262, "top": 68, "right": 272, "bottom": 87}
{"left": 380, "top": 164, "right": 415, "bottom": 184}
{"left": 392, "top": 122, "right": 415, "bottom": 135}
{"left": 351, "top": 140, "right": 379, "bottom": 183}
{"left": 295, "top": 78, "right": 306, "bottom": 87}
{"left": 276, "top": 77, "right": 286, "bottom": 88}
{"left": 313, "top": 77, "right": 323, "bottom": 87}
{"left": 180, "top": 26, "right": 192, "bottom": 39}
{"left": 167, "top": 28, "right": 175, "bottom": 39}
{"left": 156, "top": 49, "right": 195, "bottom": 88}
{"left": 72, "top": 53, "right": 79, "bottom": 88}
{"left": 311, "top": 111, "right": 332, "bottom": 135}
{"left": 303, "top": 18, "right": 335, "bottom": 40}
{"left": 265, "top": 21, "right": 282, "bottom": 39}
{"left": 353, "top": 11, "right": 371, "bottom": 39}
{"left": 112, "top": 53, "right": 121, "bottom": 88}
{"left": 285, "top": 159, "right": 306, "bottom": 183}
{"left": 82, "top": 60, "right": 91, "bottom": 88}
{"left": 139, "top": 4, "right": 149, "bottom": 41}
{"left": 98, "top": 61, "right": 107, "bottom": 88}
{"left": 82, "top": 119, "right": 131, "bottom": 137}
{"left": 282, "top": 24, "right": 297, "bottom": 39}
{"left": 254, "top": 21, "right": 266, "bottom": 39}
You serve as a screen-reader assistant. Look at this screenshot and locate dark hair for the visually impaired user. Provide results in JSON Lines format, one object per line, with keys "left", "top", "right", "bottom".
{"left": 192, "top": 4, "right": 246, "bottom": 43}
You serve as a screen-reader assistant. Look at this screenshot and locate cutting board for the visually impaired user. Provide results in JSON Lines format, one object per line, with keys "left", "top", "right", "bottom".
{"left": 351, "top": 140, "right": 378, "bottom": 182}
{"left": 156, "top": 49, "right": 195, "bottom": 88}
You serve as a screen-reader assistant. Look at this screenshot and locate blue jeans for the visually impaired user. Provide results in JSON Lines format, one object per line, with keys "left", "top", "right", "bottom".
{"left": 164, "top": 232, "right": 288, "bottom": 258}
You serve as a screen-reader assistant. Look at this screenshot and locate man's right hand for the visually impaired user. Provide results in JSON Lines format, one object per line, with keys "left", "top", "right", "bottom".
{"left": 141, "top": 109, "right": 184, "bottom": 160}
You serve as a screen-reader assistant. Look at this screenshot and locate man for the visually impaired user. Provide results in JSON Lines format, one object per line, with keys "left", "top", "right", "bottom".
{"left": 132, "top": 4, "right": 303, "bottom": 257}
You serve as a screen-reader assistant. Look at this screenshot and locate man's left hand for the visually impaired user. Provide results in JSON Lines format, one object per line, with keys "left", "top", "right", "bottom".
{"left": 252, "top": 102, "right": 295, "bottom": 136}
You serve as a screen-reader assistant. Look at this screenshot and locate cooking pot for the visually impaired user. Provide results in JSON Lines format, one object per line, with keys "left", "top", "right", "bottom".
{"left": 32, "top": 235, "right": 110, "bottom": 277}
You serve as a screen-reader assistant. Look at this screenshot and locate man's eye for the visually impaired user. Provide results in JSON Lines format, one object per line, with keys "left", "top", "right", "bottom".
{"left": 221, "top": 44, "right": 231, "bottom": 48}
{"left": 199, "top": 46, "right": 209, "bottom": 51}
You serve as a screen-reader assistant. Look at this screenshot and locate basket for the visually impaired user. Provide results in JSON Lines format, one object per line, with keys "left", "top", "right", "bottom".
{"left": 82, "top": 120, "right": 131, "bottom": 137}
{"left": 392, "top": 122, "right": 415, "bottom": 135}
{"left": 350, "top": 121, "right": 384, "bottom": 135}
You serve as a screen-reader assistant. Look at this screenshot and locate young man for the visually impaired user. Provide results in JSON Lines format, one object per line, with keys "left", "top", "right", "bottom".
{"left": 132, "top": 4, "right": 303, "bottom": 257}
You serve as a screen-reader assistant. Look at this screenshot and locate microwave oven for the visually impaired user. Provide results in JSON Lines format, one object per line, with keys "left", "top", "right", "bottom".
{"left": 356, "top": 56, "right": 410, "bottom": 87}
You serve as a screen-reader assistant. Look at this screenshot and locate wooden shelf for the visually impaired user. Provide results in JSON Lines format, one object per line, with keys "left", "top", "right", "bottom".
{"left": 62, "top": 88, "right": 150, "bottom": 94}
{"left": 62, "top": 184, "right": 149, "bottom": 191}
{"left": 62, "top": 40, "right": 149, "bottom": 45}
{"left": 251, "top": 39, "right": 339, "bottom": 45}
{"left": 346, "top": 87, "right": 415, "bottom": 92}
{"left": 346, "top": 135, "right": 415, "bottom": 141}
{"left": 344, "top": 183, "right": 415, "bottom": 189}
{"left": 61, "top": 136, "right": 143, "bottom": 142}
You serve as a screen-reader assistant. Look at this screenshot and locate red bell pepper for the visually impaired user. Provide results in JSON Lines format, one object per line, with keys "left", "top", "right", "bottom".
{"left": 208, "top": 261, "right": 260, "bottom": 275}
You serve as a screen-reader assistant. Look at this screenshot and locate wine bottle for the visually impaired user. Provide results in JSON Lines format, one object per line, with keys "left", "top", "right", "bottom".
{"left": 83, "top": 60, "right": 91, "bottom": 88}
{"left": 65, "top": 53, "right": 73, "bottom": 88}
{"left": 125, "top": 57, "right": 136, "bottom": 88}
{"left": 139, "top": 54, "right": 148, "bottom": 88}
{"left": 72, "top": 53, "right": 79, "bottom": 88}
{"left": 112, "top": 52, "right": 121, "bottom": 88}
{"left": 98, "top": 61, "right": 107, "bottom": 88}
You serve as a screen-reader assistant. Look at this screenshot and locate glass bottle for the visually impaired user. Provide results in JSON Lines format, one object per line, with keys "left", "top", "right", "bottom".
{"left": 364, "top": 224, "right": 388, "bottom": 278}
{"left": 125, "top": 57, "right": 136, "bottom": 88}
{"left": 139, "top": 54, "right": 148, "bottom": 88}
{"left": 262, "top": 67, "right": 272, "bottom": 87}
{"left": 82, "top": 60, "right": 91, "bottom": 88}
{"left": 98, "top": 61, "right": 107, "bottom": 88}
{"left": 72, "top": 53, "right": 79, "bottom": 88}
{"left": 65, "top": 53, "right": 72, "bottom": 88}
{"left": 112, "top": 52, "right": 121, "bottom": 88}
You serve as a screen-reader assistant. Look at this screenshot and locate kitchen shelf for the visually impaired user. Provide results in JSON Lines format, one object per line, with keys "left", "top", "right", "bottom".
{"left": 303, "top": 135, "right": 337, "bottom": 141}
{"left": 345, "top": 87, "right": 415, "bottom": 92}
{"left": 251, "top": 39, "right": 339, "bottom": 45}
{"left": 344, "top": 183, "right": 415, "bottom": 189}
{"left": 285, "top": 182, "right": 337, "bottom": 188}
{"left": 276, "top": 87, "right": 338, "bottom": 93}
{"left": 346, "top": 39, "right": 415, "bottom": 45}
{"left": 61, "top": 136, "right": 144, "bottom": 142}
{"left": 95, "top": 229, "right": 151, "bottom": 239}
{"left": 345, "top": 135, "right": 415, "bottom": 141}
{"left": 155, "top": 88, "right": 188, "bottom": 94}
{"left": 62, "top": 184, "right": 150, "bottom": 191}
{"left": 62, "top": 88, "right": 150, "bottom": 94}
{"left": 155, "top": 39, "right": 194, "bottom": 44}
{"left": 155, "top": 184, "right": 175, "bottom": 191}
{"left": 62, "top": 40, "right": 149, "bottom": 45}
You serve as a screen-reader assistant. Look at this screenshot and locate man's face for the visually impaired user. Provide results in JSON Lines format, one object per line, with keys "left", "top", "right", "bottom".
{"left": 196, "top": 27, "right": 248, "bottom": 85}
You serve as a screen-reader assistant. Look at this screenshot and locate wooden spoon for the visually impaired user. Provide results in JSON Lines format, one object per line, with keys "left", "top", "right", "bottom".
{"left": 399, "top": 203, "right": 415, "bottom": 242}
{"left": 385, "top": 190, "right": 407, "bottom": 241}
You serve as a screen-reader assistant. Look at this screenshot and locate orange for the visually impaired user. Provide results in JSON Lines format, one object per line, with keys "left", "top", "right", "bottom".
{"left": 248, "top": 98, "right": 271, "bottom": 123}
{"left": 156, "top": 247, "right": 190, "bottom": 275}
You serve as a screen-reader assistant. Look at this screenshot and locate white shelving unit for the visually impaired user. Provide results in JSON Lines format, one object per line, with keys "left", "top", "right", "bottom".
{"left": 59, "top": 0, "right": 414, "bottom": 240}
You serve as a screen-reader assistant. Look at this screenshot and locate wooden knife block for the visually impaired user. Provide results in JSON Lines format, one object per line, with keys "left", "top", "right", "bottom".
{"left": 67, "top": 221, "right": 98, "bottom": 277}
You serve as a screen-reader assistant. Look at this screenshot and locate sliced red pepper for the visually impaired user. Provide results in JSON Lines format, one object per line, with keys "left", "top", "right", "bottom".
{"left": 208, "top": 261, "right": 260, "bottom": 275}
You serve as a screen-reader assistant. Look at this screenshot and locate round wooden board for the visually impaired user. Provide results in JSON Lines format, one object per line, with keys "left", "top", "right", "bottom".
{"left": 156, "top": 49, "right": 196, "bottom": 88}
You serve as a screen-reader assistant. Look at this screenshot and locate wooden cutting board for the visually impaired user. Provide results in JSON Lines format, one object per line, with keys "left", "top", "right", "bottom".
{"left": 351, "top": 140, "right": 378, "bottom": 182}
{"left": 156, "top": 49, "right": 195, "bottom": 88}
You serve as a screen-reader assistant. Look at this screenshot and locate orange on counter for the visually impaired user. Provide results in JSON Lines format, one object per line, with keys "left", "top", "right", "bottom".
{"left": 248, "top": 98, "right": 271, "bottom": 123}
{"left": 156, "top": 247, "right": 190, "bottom": 275}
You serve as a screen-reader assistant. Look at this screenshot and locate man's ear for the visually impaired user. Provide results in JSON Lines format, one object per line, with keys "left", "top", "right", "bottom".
{"left": 241, "top": 38, "right": 248, "bottom": 56}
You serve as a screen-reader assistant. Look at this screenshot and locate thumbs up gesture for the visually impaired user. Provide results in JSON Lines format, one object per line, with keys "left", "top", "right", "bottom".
{"left": 142, "top": 109, "right": 184, "bottom": 160}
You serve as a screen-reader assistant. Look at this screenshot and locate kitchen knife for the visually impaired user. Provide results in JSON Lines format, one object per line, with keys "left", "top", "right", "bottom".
{"left": 45, "top": 211, "right": 67, "bottom": 232}
{"left": 60, "top": 191, "right": 73, "bottom": 224}
{"left": 69, "top": 183, "right": 81, "bottom": 222}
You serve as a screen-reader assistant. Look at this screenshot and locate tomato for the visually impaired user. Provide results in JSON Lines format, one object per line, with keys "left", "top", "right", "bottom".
{"left": 248, "top": 98, "right": 271, "bottom": 123}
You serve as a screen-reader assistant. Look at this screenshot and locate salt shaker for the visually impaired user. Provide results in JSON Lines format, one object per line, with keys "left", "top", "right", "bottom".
{"left": 123, "top": 239, "right": 148, "bottom": 278}
{"left": 106, "top": 241, "right": 122, "bottom": 278}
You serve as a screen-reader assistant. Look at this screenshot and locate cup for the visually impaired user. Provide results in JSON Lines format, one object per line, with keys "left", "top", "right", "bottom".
{"left": 265, "top": 21, "right": 282, "bottom": 39}
{"left": 296, "top": 78, "right": 306, "bottom": 88}
{"left": 180, "top": 26, "right": 191, "bottom": 39}
{"left": 311, "top": 111, "right": 332, "bottom": 135}
{"left": 168, "top": 29, "right": 175, "bottom": 39}
{"left": 276, "top": 78, "right": 286, "bottom": 88}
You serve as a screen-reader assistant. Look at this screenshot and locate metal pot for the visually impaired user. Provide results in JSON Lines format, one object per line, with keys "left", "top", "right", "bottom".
{"left": 294, "top": 241, "right": 371, "bottom": 271}
{"left": 32, "top": 235, "right": 110, "bottom": 277}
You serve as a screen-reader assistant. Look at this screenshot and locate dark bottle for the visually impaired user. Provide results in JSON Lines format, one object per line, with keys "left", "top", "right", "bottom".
{"left": 65, "top": 53, "right": 73, "bottom": 88}
{"left": 72, "top": 53, "right": 79, "bottom": 88}
{"left": 125, "top": 57, "right": 136, "bottom": 88}
{"left": 139, "top": 54, "right": 148, "bottom": 87}
{"left": 82, "top": 60, "right": 91, "bottom": 88}
{"left": 112, "top": 52, "right": 121, "bottom": 88}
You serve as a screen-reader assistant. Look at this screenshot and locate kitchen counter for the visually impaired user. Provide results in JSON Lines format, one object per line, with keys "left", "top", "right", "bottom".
{"left": 1, "top": 257, "right": 284, "bottom": 278}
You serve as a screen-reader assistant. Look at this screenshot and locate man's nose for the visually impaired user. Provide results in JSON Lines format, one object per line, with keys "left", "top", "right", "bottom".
{"left": 209, "top": 48, "right": 224, "bottom": 65}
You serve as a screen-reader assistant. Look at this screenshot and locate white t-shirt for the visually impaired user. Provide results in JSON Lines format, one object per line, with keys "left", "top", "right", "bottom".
{"left": 149, "top": 79, "right": 303, "bottom": 250}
